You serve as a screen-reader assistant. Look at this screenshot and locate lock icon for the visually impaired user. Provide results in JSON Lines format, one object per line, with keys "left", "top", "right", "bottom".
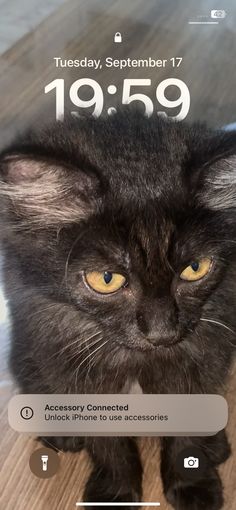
{"left": 114, "top": 32, "right": 122, "bottom": 43}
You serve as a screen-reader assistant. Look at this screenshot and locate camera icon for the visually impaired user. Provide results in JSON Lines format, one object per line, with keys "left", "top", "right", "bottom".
{"left": 211, "top": 10, "right": 226, "bottom": 18}
{"left": 184, "top": 456, "right": 199, "bottom": 469}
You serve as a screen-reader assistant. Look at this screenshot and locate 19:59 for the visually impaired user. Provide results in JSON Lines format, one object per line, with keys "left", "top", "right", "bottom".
{"left": 45, "top": 78, "right": 190, "bottom": 121}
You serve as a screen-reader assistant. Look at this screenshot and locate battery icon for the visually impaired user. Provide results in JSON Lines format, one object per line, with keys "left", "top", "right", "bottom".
{"left": 211, "top": 10, "right": 226, "bottom": 18}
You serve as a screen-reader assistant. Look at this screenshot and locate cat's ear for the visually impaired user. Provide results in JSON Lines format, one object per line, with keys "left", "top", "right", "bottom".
{"left": 197, "top": 137, "right": 236, "bottom": 211}
{"left": 0, "top": 155, "right": 101, "bottom": 228}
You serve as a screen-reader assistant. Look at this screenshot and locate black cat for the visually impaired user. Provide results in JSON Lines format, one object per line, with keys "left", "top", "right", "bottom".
{"left": 0, "top": 109, "right": 236, "bottom": 509}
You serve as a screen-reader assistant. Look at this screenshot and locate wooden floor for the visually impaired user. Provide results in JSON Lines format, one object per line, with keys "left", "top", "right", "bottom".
{"left": 1, "top": 366, "right": 236, "bottom": 510}
{"left": 0, "top": 0, "right": 236, "bottom": 509}
{"left": 0, "top": 0, "right": 236, "bottom": 150}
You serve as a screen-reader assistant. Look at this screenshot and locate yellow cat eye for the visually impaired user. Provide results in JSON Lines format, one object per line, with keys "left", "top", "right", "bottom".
{"left": 180, "top": 258, "right": 212, "bottom": 282}
{"left": 84, "top": 271, "right": 126, "bottom": 294}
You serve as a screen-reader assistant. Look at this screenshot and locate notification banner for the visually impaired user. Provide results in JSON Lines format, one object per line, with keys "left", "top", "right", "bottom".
{"left": 8, "top": 394, "right": 228, "bottom": 437}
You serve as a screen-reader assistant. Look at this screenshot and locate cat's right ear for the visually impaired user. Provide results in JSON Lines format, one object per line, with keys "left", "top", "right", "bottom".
{"left": 190, "top": 128, "right": 236, "bottom": 213}
{"left": 0, "top": 154, "right": 102, "bottom": 229}
{"left": 197, "top": 154, "right": 236, "bottom": 212}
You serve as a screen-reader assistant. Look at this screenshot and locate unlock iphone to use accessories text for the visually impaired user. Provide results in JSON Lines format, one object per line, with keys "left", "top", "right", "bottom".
{"left": 0, "top": 1, "right": 236, "bottom": 510}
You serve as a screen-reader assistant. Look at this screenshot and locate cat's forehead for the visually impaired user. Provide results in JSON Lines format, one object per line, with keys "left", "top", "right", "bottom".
{"left": 91, "top": 204, "right": 175, "bottom": 281}
{"left": 128, "top": 214, "right": 174, "bottom": 273}
{"left": 76, "top": 116, "right": 192, "bottom": 205}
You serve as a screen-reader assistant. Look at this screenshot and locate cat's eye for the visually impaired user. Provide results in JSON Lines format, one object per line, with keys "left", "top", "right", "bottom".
{"left": 84, "top": 271, "right": 126, "bottom": 294}
{"left": 180, "top": 258, "right": 212, "bottom": 282}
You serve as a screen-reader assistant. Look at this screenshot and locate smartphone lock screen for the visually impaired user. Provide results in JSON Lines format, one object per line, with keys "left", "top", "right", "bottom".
{"left": 0, "top": 1, "right": 236, "bottom": 510}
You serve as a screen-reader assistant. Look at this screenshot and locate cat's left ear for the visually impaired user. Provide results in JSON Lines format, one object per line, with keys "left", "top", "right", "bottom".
{"left": 197, "top": 135, "right": 236, "bottom": 211}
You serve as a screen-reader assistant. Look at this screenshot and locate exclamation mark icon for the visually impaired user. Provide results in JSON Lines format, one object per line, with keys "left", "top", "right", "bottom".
{"left": 20, "top": 406, "right": 34, "bottom": 420}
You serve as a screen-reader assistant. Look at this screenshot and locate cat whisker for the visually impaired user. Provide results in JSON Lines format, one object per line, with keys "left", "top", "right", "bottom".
{"left": 50, "top": 330, "right": 102, "bottom": 360}
{"left": 78, "top": 340, "right": 107, "bottom": 376}
{"left": 67, "top": 335, "right": 104, "bottom": 367}
{"left": 200, "top": 318, "right": 235, "bottom": 334}
{"left": 25, "top": 336, "right": 103, "bottom": 385}
{"left": 73, "top": 339, "right": 108, "bottom": 390}
{"left": 178, "top": 335, "right": 205, "bottom": 373}
{"left": 81, "top": 345, "right": 110, "bottom": 389}
{"left": 84, "top": 342, "right": 121, "bottom": 393}
{"left": 27, "top": 304, "right": 61, "bottom": 318}
{"left": 200, "top": 317, "right": 236, "bottom": 348}
{"left": 16, "top": 331, "right": 102, "bottom": 381}
{"left": 83, "top": 348, "right": 104, "bottom": 383}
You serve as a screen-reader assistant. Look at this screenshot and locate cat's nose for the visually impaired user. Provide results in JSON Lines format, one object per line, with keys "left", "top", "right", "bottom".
{"left": 136, "top": 300, "right": 178, "bottom": 347}
{"left": 146, "top": 331, "right": 179, "bottom": 347}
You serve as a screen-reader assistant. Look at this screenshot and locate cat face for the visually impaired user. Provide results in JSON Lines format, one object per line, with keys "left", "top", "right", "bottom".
{"left": 1, "top": 111, "right": 236, "bottom": 378}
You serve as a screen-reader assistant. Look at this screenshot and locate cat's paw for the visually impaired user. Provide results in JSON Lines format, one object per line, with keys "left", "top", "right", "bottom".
{"left": 38, "top": 436, "right": 84, "bottom": 452}
{"left": 165, "top": 471, "right": 223, "bottom": 510}
{"left": 84, "top": 467, "right": 142, "bottom": 510}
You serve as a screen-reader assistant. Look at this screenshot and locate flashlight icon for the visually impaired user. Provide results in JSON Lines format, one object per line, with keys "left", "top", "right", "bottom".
{"left": 41, "top": 455, "right": 49, "bottom": 471}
